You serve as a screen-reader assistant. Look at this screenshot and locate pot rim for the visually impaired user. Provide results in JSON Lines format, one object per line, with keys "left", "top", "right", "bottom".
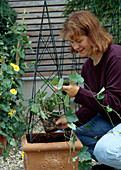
{"left": 21, "top": 132, "right": 83, "bottom": 152}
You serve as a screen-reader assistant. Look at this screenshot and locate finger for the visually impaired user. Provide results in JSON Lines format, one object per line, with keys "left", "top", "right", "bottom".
{"left": 56, "top": 119, "right": 61, "bottom": 125}
{"left": 59, "top": 125, "right": 68, "bottom": 130}
{"left": 53, "top": 86, "right": 58, "bottom": 92}
{"left": 62, "top": 85, "right": 70, "bottom": 91}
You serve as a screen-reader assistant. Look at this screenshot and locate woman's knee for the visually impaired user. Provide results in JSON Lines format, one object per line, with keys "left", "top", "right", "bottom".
{"left": 93, "top": 131, "right": 121, "bottom": 169}
{"left": 93, "top": 138, "right": 107, "bottom": 163}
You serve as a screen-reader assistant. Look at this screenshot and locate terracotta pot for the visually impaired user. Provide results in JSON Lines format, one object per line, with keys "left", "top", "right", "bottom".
{"left": 21, "top": 132, "right": 83, "bottom": 170}
{"left": 0, "top": 135, "right": 7, "bottom": 154}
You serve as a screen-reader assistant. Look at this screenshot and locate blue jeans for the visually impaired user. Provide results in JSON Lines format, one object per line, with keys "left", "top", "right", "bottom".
{"left": 74, "top": 113, "right": 121, "bottom": 169}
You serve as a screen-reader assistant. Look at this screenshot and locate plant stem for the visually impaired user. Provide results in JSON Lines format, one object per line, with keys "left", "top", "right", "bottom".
{"left": 1, "top": 58, "right": 5, "bottom": 73}
{"left": 84, "top": 83, "right": 115, "bottom": 127}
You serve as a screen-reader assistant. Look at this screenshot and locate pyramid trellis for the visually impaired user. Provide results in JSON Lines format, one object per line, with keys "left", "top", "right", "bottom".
{"left": 28, "top": 0, "right": 82, "bottom": 139}
{"left": 28, "top": 0, "right": 121, "bottom": 139}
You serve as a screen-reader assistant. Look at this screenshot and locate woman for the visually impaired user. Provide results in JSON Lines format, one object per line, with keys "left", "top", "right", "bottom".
{"left": 55, "top": 10, "right": 121, "bottom": 169}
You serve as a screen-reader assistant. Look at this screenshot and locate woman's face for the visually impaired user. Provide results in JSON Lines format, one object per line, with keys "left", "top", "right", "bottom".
{"left": 71, "top": 35, "right": 93, "bottom": 57}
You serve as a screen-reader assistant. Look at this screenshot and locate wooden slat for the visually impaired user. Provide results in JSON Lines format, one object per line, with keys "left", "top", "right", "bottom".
{"left": 16, "top": 18, "right": 64, "bottom": 25}
{"left": 9, "top": 0, "right": 66, "bottom": 6}
{"left": 12, "top": 7, "right": 64, "bottom": 13}
{"left": 17, "top": 12, "right": 64, "bottom": 19}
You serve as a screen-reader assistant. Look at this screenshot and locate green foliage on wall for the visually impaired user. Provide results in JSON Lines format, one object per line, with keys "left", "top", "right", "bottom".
{"left": 0, "top": 0, "right": 17, "bottom": 33}
{"left": 0, "top": 0, "right": 17, "bottom": 53}
{"left": 63, "top": 0, "right": 121, "bottom": 44}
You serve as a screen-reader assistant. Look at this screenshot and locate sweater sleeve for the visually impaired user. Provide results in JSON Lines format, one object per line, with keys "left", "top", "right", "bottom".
{"left": 74, "top": 106, "right": 97, "bottom": 126}
{"left": 74, "top": 57, "right": 121, "bottom": 124}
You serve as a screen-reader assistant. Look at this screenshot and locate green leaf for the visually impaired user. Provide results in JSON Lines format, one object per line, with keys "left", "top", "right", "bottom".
{"left": 69, "top": 71, "right": 84, "bottom": 83}
{"left": 0, "top": 73, "right": 3, "bottom": 80}
{"left": 0, "top": 104, "right": 9, "bottom": 112}
{"left": 78, "top": 161, "right": 92, "bottom": 170}
{"left": 6, "top": 70, "right": 14, "bottom": 74}
{"left": 3, "top": 148, "right": 9, "bottom": 161}
{"left": 3, "top": 46, "right": 8, "bottom": 51}
{"left": 94, "top": 136, "right": 98, "bottom": 139}
{"left": 0, "top": 130, "right": 7, "bottom": 137}
{"left": 1, "top": 63, "right": 7, "bottom": 71}
{"left": 97, "top": 87, "right": 105, "bottom": 100}
{"left": 50, "top": 75, "right": 59, "bottom": 85}
{"left": 14, "top": 122, "right": 20, "bottom": 128}
{"left": 31, "top": 104, "right": 39, "bottom": 113}
{"left": 19, "top": 69, "right": 25, "bottom": 75}
{"left": 57, "top": 78, "right": 63, "bottom": 91}
{"left": 72, "top": 156, "right": 78, "bottom": 162}
{"left": 47, "top": 104, "right": 55, "bottom": 112}
{"left": 78, "top": 146, "right": 92, "bottom": 161}
{"left": 67, "top": 123, "right": 77, "bottom": 130}
{"left": 86, "top": 124, "right": 91, "bottom": 130}
{"left": 97, "top": 93, "right": 104, "bottom": 100}
{"left": 0, "top": 122, "right": 5, "bottom": 128}
{"left": 10, "top": 138, "right": 17, "bottom": 147}
{"left": 106, "top": 105, "right": 113, "bottom": 112}
{"left": 1, "top": 79, "right": 11, "bottom": 87}
{"left": 54, "top": 95, "right": 63, "bottom": 105}
{"left": 0, "top": 40, "right": 4, "bottom": 45}
{"left": 17, "top": 80, "right": 23, "bottom": 86}
{"left": 64, "top": 94, "right": 70, "bottom": 107}
{"left": 38, "top": 108, "right": 47, "bottom": 120}
{"left": 63, "top": 80, "right": 69, "bottom": 86}
{"left": 65, "top": 108, "right": 78, "bottom": 123}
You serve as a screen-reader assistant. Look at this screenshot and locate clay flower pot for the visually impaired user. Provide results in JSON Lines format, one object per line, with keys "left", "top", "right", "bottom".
{"left": 0, "top": 135, "right": 7, "bottom": 154}
{"left": 21, "top": 132, "right": 83, "bottom": 170}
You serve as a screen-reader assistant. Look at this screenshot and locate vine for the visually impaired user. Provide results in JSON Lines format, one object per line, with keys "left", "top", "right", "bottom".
{"left": 63, "top": 0, "right": 121, "bottom": 44}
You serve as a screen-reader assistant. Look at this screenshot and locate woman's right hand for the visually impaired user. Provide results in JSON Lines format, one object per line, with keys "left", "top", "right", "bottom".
{"left": 56, "top": 117, "right": 68, "bottom": 129}
{"left": 54, "top": 82, "right": 79, "bottom": 98}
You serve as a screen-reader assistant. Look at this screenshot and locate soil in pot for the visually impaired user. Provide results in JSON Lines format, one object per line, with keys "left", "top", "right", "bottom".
{"left": 27, "top": 132, "right": 70, "bottom": 143}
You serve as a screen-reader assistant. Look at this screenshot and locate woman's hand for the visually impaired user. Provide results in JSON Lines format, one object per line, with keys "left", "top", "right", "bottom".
{"left": 54, "top": 82, "right": 79, "bottom": 98}
{"left": 56, "top": 117, "right": 68, "bottom": 129}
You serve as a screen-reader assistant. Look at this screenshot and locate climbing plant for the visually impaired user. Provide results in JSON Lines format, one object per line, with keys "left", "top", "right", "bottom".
{"left": 63, "top": 0, "right": 121, "bottom": 44}
{"left": 0, "top": 0, "right": 17, "bottom": 54}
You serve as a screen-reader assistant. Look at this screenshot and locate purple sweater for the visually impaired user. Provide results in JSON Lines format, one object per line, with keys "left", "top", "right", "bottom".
{"left": 74, "top": 44, "right": 121, "bottom": 126}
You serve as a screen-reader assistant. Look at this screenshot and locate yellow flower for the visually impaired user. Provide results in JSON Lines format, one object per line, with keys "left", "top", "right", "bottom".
{"left": 8, "top": 109, "right": 16, "bottom": 116}
{"left": 21, "top": 151, "right": 24, "bottom": 158}
{"left": 8, "top": 111, "right": 13, "bottom": 116}
{"left": 10, "top": 63, "right": 15, "bottom": 67}
{"left": 13, "top": 110, "right": 16, "bottom": 113}
{"left": 13, "top": 65, "right": 20, "bottom": 71}
{"left": 10, "top": 63, "right": 20, "bottom": 72}
{"left": 10, "top": 88, "right": 17, "bottom": 95}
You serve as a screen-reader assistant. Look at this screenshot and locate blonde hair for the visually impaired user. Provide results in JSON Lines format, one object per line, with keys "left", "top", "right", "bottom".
{"left": 60, "top": 10, "right": 113, "bottom": 54}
